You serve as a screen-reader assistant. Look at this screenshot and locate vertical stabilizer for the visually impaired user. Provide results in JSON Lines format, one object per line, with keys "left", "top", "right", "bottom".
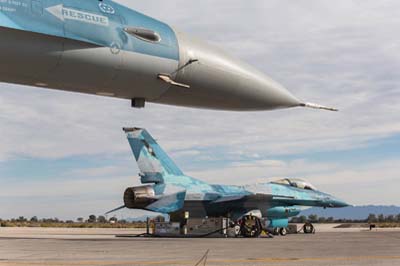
{"left": 124, "top": 128, "right": 183, "bottom": 184}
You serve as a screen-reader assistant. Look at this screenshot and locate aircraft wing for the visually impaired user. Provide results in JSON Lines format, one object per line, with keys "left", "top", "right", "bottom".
{"left": 211, "top": 194, "right": 294, "bottom": 204}
{"left": 211, "top": 195, "right": 247, "bottom": 204}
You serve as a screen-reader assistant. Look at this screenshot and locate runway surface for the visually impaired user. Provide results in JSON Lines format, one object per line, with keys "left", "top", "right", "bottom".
{"left": 1, "top": 227, "right": 400, "bottom": 266}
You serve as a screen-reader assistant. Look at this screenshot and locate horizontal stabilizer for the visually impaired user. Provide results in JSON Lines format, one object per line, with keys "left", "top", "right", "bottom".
{"left": 145, "top": 191, "right": 186, "bottom": 213}
{"left": 105, "top": 205, "right": 126, "bottom": 215}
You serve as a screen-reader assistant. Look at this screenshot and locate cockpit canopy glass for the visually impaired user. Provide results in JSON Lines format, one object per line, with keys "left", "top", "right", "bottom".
{"left": 272, "top": 178, "right": 317, "bottom": 191}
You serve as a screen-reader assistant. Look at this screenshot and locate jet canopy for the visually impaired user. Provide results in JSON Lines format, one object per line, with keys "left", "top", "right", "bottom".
{"left": 272, "top": 178, "right": 317, "bottom": 191}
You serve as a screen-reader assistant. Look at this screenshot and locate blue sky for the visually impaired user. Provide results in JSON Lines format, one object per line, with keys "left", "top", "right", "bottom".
{"left": 1, "top": 0, "right": 400, "bottom": 220}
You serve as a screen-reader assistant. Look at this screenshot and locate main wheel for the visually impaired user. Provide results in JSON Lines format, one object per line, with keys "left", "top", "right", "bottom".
{"left": 303, "top": 223, "right": 315, "bottom": 234}
{"left": 240, "top": 215, "right": 262, "bottom": 238}
{"left": 279, "top": 227, "right": 287, "bottom": 236}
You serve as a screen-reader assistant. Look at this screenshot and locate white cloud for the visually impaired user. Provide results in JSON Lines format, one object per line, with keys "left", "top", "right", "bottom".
{"left": 231, "top": 160, "right": 287, "bottom": 169}
{"left": 188, "top": 159, "right": 339, "bottom": 185}
{"left": 68, "top": 165, "right": 129, "bottom": 178}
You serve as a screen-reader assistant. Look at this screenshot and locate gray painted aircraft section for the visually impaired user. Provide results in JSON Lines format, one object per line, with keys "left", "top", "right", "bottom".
{"left": 0, "top": 0, "right": 337, "bottom": 111}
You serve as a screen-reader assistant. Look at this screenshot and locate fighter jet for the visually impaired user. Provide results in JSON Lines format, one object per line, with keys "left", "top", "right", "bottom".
{"left": 0, "top": 0, "right": 336, "bottom": 111}
{"left": 108, "top": 128, "right": 348, "bottom": 237}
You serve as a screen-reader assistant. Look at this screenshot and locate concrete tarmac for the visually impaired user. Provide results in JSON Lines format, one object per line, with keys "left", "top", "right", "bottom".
{"left": 0, "top": 227, "right": 400, "bottom": 266}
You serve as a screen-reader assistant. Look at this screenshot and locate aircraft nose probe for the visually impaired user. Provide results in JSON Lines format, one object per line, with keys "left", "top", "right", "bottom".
{"left": 300, "top": 102, "right": 339, "bottom": 112}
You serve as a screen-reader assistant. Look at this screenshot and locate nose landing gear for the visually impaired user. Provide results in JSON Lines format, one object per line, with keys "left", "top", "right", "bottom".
{"left": 272, "top": 227, "right": 288, "bottom": 236}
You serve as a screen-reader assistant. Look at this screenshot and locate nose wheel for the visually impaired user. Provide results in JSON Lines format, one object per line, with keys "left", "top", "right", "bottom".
{"left": 272, "top": 227, "right": 287, "bottom": 236}
{"left": 239, "top": 215, "right": 263, "bottom": 238}
{"left": 279, "top": 227, "right": 287, "bottom": 236}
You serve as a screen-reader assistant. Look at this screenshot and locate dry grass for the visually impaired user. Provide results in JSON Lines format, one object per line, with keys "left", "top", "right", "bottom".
{"left": 376, "top": 223, "right": 400, "bottom": 228}
{"left": 0, "top": 221, "right": 147, "bottom": 228}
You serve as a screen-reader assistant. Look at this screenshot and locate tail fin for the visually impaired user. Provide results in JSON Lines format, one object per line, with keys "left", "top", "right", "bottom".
{"left": 124, "top": 128, "right": 184, "bottom": 184}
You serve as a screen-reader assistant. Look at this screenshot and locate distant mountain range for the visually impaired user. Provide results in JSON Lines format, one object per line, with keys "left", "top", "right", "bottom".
{"left": 300, "top": 205, "right": 400, "bottom": 220}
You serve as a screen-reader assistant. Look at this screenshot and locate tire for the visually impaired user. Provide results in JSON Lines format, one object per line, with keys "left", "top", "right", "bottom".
{"left": 279, "top": 227, "right": 287, "bottom": 236}
{"left": 303, "top": 223, "right": 315, "bottom": 234}
{"left": 240, "top": 215, "right": 262, "bottom": 238}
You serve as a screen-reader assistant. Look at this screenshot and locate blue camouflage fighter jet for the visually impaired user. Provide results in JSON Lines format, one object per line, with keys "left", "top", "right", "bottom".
{"left": 110, "top": 128, "right": 348, "bottom": 237}
{"left": 0, "top": 0, "right": 336, "bottom": 111}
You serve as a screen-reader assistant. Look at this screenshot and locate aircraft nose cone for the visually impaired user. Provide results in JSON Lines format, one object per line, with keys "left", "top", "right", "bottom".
{"left": 250, "top": 75, "right": 301, "bottom": 110}
{"left": 329, "top": 197, "right": 350, "bottom": 208}
{"left": 334, "top": 200, "right": 350, "bottom": 208}
{"left": 156, "top": 31, "right": 301, "bottom": 111}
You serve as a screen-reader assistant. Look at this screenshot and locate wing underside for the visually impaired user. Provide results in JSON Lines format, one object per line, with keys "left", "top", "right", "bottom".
{"left": 211, "top": 194, "right": 295, "bottom": 204}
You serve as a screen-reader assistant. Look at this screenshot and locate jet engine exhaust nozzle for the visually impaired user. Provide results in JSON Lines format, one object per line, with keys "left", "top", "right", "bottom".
{"left": 124, "top": 186, "right": 156, "bottom": 209}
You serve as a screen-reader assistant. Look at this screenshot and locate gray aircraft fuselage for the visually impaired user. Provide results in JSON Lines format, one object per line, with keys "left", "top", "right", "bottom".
{"left": 0, "top": 0, "right": 336, "bottom": 111}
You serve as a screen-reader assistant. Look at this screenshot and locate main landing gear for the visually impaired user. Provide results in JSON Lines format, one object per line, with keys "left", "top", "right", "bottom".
{"left": 239, "top": 215, "right": 263, "bottom": 238}
{"left": 302, "top": 222, "right": 315, "bottom": 234}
